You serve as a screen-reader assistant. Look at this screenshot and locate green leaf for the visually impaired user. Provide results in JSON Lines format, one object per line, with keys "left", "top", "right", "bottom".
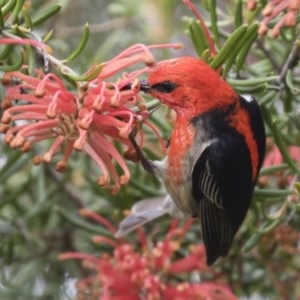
{"left": 31, "top": 3, "right": 62, "bottom": 26}
{"left": 273, "top": 120, "right": 299, "bottom": 174}
{"left": 261, "top": 105, "right": 300, "bottom": 175}
{"left": 259, "top": 164, "right": 288, "bottom": 176}
{"left": 0, "top": 150, "right": 25, "bottom": 183}
{"left": 233, "top": 83, "right": 267, "bottom": 94}
{"left": 0, "top": 7, "right": 4, "bottom": 29}
{"left": 258, "top": 0, "right": 268, "bottom": 7}
{"left": 234, "top": 0, "right": 243, "bottom": 28}
{"left": 200, "top": 48, "right": 211, "bottom": 63}
{"left": 255, "top": 218, "right": 282, "bottom": 234}
{"left": 228, "top": 76, "right": 278, "bottom": 87}
{"left": 223, "top": 23, "right": 259, "bottom": 76}
{"left": 254, "top": 188, "right": 294, "bottom": 198}
{"left": 0, "top": 44, "right": 13, "bottom": 60}
{"left": 25, "top": 44, "right": 35, "bottom": 74}
{"left": 10, "top": 0, "right": 24, "bottom": 23}
{"left": 236, "top": 23, "right": 259, "bottom": 72}
{"left": 208, "top": 0, "right": 219, "bottom": 47}
{"left": 1, "top": 0, "right": 16, "bottom": 16}
{"left": 22, "top": 7, "right": 33, "bottom": 30}
{"left": 286, "top": 69, "right": 300, "bottom": 94}
{"left": 289, "top": 112, "right": 300, "bottom": 133}
{"left": 210, "top": 25, "right": 247, "bottom": 70}
{"left": 258, "top": 90, "right": 277, "bottom": 105}
{"left": 242, "top": 218, "right": 281, "bottom": 252}
{"left": 65, "top": 23, "right": 90, "bottom": 63}
{"left": 294, "top": 182, "right": 300, "bottom": 194}
{"left": 188, "top": 19, "right": 210, "bottom": 58}
{"left": 242, "top": 232, "right": 263, "bottom": 252}
{"left": 64, "top": 63, "right": 103, "bottom": 82}
{"left": 61, "top": 74, "right": 77, "bottom": 87}
{"left": 0, "top": 50, "right": 23, "bottom": 71}
{"left": 42, "top": 30, "right": 53, "bottom": 43}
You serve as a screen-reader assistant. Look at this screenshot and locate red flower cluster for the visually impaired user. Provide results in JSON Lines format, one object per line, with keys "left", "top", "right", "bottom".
{"left": 59, "top": 210, "right": 237, "bottom": 300}
{"left": 0, "top": 41, "right": 180, "bottom": 193}
{"left": 247, "top": 0, "right": 300, "bottom": 38}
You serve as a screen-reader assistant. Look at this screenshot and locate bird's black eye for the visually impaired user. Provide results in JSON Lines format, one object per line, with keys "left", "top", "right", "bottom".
{"left": 151, "top": 81, "right": 177, "bottom": 93}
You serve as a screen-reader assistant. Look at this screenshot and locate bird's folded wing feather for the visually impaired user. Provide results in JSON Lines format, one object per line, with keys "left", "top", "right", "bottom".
{"left": 192, "top": 147, "right": 233, "bottom": 265}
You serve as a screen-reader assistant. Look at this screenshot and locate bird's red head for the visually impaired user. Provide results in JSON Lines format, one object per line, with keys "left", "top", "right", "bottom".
{"left": 141, "top": 57, "right": 238, "bottom": 118}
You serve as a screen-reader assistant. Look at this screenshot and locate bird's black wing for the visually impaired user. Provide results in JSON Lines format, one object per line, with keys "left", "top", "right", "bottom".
{"left": 192, "top": 133, "right": 253, "bottom": 265}
{"left": 191, "top": 95, "right": 265, "bottom": 265}
{"left": 192, "top": 146, "right": 233, "bottom": 265}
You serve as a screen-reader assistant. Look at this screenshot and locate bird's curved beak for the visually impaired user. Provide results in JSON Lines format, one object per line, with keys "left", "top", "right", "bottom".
{"left": 120, "top": 79, "right": 151, "bottom": 93}
{"left": 119, "top": 83, "right": 132, "bottom": 91}
{"left": 139, "top": 79, "right": 151, "bottom": 93}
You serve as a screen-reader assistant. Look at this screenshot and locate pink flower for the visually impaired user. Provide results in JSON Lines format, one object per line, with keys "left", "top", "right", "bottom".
{"left": 1, "top": 40, "right": 181, "bottom": 193}
{"left": 59, "top": 210, "right": 237, "bottom": 300}
{"left": 164, "top": 282, "right": 237, "bottom": 300}
{"left": 246, "top": 0, "right": 257, "bottom": 10}
{"left": 247, "top": 0, "right": 300, "bottom": 38}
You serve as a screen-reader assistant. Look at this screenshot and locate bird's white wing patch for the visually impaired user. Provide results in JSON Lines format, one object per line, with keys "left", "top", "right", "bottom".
{"left": 200, "top": 160, "right": 223, "bottom": 209}
{"left": 242, "top": 94, "right": 254, "bottom": 103}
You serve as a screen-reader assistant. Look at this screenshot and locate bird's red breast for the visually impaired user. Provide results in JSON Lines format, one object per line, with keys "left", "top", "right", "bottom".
{"left": 166, "top": 117, "right": 195, "bottom": 186}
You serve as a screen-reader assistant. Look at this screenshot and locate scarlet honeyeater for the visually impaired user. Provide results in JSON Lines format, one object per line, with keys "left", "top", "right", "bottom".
{"left": 117, "top": 57, "right": 266, "bottom": 265}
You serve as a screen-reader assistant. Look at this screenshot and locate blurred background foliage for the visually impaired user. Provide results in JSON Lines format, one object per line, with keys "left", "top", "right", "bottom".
{"left": 0, "top": 0, "right": 300, "bottom": 299}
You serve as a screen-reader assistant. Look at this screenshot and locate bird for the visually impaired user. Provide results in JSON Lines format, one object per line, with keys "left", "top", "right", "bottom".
{"left": 116, "top": 56, "right": 266, "bottom": 265}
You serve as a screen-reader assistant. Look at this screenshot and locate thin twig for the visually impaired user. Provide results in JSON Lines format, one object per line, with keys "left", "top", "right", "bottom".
{"left": 278, "top": 38, "right": 300, "bottom": 89}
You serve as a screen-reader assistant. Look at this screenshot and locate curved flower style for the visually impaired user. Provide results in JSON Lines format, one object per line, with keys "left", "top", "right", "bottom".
{"left": 1, "top": 42, "right": 180, "bottom": 193}
{"left": 59, "top": 210, "right": 237, "bottom": 300}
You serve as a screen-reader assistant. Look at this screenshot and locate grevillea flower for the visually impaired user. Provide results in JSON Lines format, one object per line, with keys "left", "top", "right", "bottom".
{"left": 59, "top": 210, "right": 237, "bottom": 300}
{"left": 247, "top": 0, "right": 300, "bottom": 38}
{"left": 0, "top": 40, "right": 181, "bottom": 193}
